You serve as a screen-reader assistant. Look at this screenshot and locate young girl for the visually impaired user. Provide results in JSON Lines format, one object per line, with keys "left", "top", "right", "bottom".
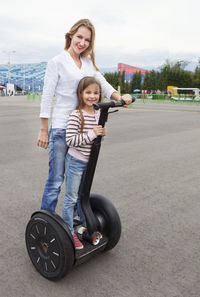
{"left": 63, "top": 76, "right": 105, "bottom": 250}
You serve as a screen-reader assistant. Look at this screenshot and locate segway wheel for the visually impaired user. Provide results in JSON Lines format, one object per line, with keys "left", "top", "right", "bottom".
{"left": 25, "top": 212, "right": 74, "bottom": 280}
{"left": 90, "top": 194, "right": 121, "bottom": 251}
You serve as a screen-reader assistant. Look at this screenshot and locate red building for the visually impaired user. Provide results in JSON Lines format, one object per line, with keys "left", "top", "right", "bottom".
{"left": 118, "top": 63, "right": 149, "bottom": 75}
{"left": 118, "top": 63, "right": 149, "bottom": 82}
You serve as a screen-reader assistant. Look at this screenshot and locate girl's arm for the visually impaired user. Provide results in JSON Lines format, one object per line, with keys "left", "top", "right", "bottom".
{"left": 66, "top": 113, "right": 97, "bottom": 147}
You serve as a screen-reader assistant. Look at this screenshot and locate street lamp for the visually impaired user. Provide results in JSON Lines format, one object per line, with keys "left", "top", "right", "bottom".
{"left": 2, "top": 50, "right": 16, "bottom": 84}
{"left": 23, "top": 64, "right": 26, "bottom": 94}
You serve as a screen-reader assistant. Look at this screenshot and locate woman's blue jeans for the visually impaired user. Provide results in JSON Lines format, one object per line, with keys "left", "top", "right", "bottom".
{"left": 63, "top": 154, "right": 87, "bottom": 234}
{"left": 41, "top": 128, "right": 68, "bottom": 212}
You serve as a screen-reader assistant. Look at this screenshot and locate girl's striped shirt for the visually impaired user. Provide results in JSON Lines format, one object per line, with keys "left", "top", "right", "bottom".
{"left": 66, "top": 109, "right": 100, "bottom": 162}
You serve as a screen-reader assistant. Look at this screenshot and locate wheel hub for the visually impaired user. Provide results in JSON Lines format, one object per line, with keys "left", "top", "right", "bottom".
{"left": 41, "top": 241, "right": 49, "bottom": 253}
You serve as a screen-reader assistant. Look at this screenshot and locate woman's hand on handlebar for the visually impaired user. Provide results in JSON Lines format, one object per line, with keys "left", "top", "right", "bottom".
{"left": 121, "top": 94, "right": 133, "bottom": 107}
{"left": 37, "top": 129, "right": 49, "bottom": 149}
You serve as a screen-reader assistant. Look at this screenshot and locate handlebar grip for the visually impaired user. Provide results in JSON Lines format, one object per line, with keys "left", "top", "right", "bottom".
{"left": 93, "top": 96, "right": 136, "bottom": 110}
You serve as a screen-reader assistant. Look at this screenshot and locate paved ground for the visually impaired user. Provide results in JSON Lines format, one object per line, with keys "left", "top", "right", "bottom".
{"left": 1, "top": 96, "right": 200, "bottom": 297}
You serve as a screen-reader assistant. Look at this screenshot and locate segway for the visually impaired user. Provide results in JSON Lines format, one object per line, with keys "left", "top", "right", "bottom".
{"left": 25, "top": 97, "right": 135, "bottom": 280}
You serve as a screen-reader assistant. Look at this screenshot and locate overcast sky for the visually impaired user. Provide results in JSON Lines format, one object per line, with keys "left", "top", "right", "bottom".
{"left": 0, "top": 0, "right": 199, "bottom": 70}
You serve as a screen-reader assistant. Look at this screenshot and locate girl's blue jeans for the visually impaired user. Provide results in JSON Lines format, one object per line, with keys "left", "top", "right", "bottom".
{"left": 41, "top": 128, "right": 68, "bottom": 212}
{"left": 63, "top": 154, "right": 87, "bottom": 234}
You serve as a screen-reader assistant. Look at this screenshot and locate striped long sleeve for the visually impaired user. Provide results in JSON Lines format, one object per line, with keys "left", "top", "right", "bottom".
{"left": 66, "top": 110, "right": 99, "bottom": 158}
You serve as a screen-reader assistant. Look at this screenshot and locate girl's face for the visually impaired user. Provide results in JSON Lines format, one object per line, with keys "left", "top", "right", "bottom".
{"left": 81, "top": 83, "right": 101, "bottom": 108}
{"left": 69, "top": 26, "right": 91, "bottom": 57}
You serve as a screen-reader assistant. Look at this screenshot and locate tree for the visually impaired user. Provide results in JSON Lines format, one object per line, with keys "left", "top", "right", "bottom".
{"left": 104, "top": 59, "right": 198, "bottom": 94}
{"left": 104, "top": 72, "right": 119, "bottom": 90}
{"left": 142, "top": 70, "right": 157, "bottom": 91}
{"left": 157, "top": 60, "right": 193, "bottom": 90}
{"left": 142, "top": 72, "right": 151, "bottom": 90}
{"left": 130, "top": 71, "right": 142, "bottom": 92}
{"left": 104, "top": 71, "right": 128, "bottom": 93}
{"left": 192, "top": 65, "right": 200, "bottom": 88}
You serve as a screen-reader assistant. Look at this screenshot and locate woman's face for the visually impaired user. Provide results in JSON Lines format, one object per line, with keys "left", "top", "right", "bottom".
{"left": 69, "top": 26, "right": 91, "bottom": 57}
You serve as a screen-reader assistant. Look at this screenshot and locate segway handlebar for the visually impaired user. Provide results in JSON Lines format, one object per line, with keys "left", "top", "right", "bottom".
{"left": 93, "top": 96, "right": 136, "bottom": 110}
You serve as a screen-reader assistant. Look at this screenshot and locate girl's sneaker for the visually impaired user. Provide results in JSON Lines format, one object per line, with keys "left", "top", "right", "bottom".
{"left": 72, "top": 233, "right": 83, "bottom": 250}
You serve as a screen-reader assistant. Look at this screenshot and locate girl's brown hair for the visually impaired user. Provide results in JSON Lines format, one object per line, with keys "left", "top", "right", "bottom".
{"left": 76, "top": 76, "right": 102, "bottom": 132}
{"left": 65, "top": 19, "right": 99, "bottom": 71}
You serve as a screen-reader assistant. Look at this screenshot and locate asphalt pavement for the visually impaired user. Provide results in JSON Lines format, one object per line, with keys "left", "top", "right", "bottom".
{"left": 1, "top": 96, "right": 200, "bottom": 297}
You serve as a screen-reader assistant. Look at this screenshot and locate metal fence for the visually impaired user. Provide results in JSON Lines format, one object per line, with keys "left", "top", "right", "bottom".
{"left": 131, "top": 93, "right": 200, "bottom": 102}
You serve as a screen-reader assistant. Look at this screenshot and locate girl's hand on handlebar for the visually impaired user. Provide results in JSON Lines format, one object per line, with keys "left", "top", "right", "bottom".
{"left": 121, "top": 94, "right": 132, "bottom": 107}
{"left": 93, "top": 125, "right": 106, "bottom": 136}
{"left": 37, "top": 129, "right": 49, "bottom": 149}
{"left": 102, "top": 127, "right": 106, "bottom": 136}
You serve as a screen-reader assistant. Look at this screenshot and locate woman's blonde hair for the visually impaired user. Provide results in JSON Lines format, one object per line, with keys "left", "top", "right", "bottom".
{"left": 76, "top": 76, "right": 102, "bottom": 132}
{"left": 65, "top": 19, "right": 99, "bottom": 71}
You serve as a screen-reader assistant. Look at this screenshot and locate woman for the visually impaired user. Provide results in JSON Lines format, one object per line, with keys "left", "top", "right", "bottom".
{"left": 37, "top": 18, "right": 132, "bottom": 212}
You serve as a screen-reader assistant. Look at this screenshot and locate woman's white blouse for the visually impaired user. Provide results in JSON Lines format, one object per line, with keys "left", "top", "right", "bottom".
{"left": 40, "top": 50, "right": 116, "bottom": 129}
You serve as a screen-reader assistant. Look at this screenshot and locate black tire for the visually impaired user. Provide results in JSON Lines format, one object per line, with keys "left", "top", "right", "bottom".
{"left": 25, "top": 212, "right": 74, "bottom": 280}
{"left": 90, "top": 194, "right": 121, "bottom": 251}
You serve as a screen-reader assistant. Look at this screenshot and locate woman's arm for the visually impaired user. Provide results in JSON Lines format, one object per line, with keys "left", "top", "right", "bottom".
{"left": 37, "top": 59, "right": 59, "bottom": 149}
{"left": 37, "top": 118, "right": 49, "bottom": 149}
{"left": 111, "top": 91, "right": 133, "bottom": 106}
{"left": 40, "top": 59, "right": 58, "bottom": 118}
{"left": 94, "top": 71, "right": 116, "bottom": 99}
{"left": 94, "top": 70, "right": 132, "bottom": 105}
